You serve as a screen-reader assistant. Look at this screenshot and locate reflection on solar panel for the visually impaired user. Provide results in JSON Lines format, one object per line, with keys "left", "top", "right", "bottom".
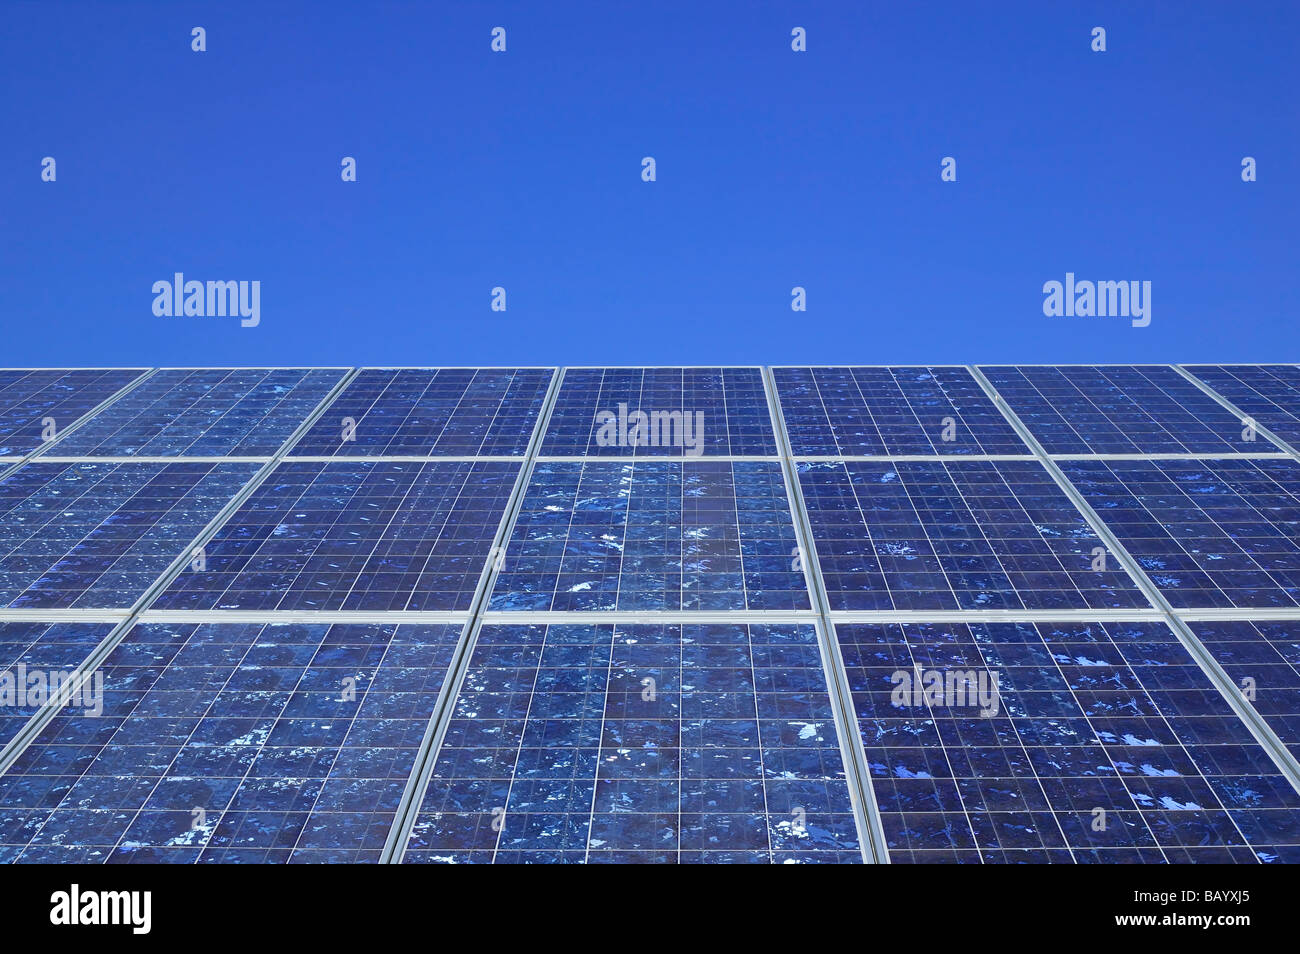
{"left": 981, "top": 365, "right": 1262, "bottom": 454}
{"left": 490, "top": 461, "right": 809, "bottom": 612}
{"left": 0, "top": 622, "right": 463, "bottom": 862}
{"left": 1188, "top": 620, "right": 1300, "bottom": 764}
{"left": 153, "top": 461, "right": 519, "bottom": 612}
{"left": 0, "top": 461, "right": 259, "bottom": 609}
{"left": 3, "top": 365, "right": 1300, "bottom": 867}
{"left": 0, "top": 623, "right": 114, "bottom": 748}
{"left": 775, "top": 367, "right": 1027, "bottom": 456}
{"left": 541, "top": 368, "right": 775, "bottom": 457}
{"left": 52, "top": 368, "right": 346, "bottom": 457}
{"left": 798, "top": 460, "right": 1147, "bottom": 611}
{"left": 1183, "top": 365, "right": 1300, "bottom": 449}
{"left": 1064, "top": 458, "right": 1300, "bottom": 609}
{"left": 0, "top": 369, "right": 144, "bottom": 456}
{"left": 837, "top": 620, "right": 1300, "bottom": 863}
{"left": 404, "top": 622, "right": 860, "bottom": 863}
{"left": 289, "top": 369, "right": 553, "bottom": 457}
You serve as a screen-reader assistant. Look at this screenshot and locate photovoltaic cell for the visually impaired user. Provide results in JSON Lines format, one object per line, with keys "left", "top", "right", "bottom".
{"left": 0, "top": 621, "right": 464, "bottom": 863}
{"left": 1183, "top": 365, "right": 1300, "bottom": 449}
{"left": 288, "top": 369, "right": 553, "bottom": 457}
{"left": 0, "top": 369, "right": 145, "bottom": 456}
{"left": 798, "top": 460, "right": 1149, "bottom": 611}
{"left": 51, "top": 368, "right": 346, "bottom": 457}
{"left": 1064, "top": 458, "right": 1300, "bottom": 609}
{"left": 837, "top": 620, "right": 1300, "bottom": 863}
{"left": 1188, "top": 620, "right": 1300, "bottom": 763}
{"left": 981, "top": 365, "right": 1262, "bottom": 455}
{"left": 152, "top": 460, "right": 519, "bottom": 612}
{"left": 540, "top": 368, "right": 776, "bottom": 457}
{"left": 490, "top": 461, "right": 809, "bottom": 612}
{"left": 0, "top": 461, "right": 260, "bottom": 610}
{"left": 0, "top": 623, "right": 115, "bottom": 749}
{"left": 775, "top": 366, "right": 1028, "bottom": 456}
{"left": 404, "top": 622, "right": 860, "bottom": 863}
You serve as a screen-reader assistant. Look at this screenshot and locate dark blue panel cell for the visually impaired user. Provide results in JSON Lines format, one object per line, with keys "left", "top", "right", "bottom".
{"left": 152, "top": 460, "right": 519, "bottom": 612}
{"left": 1064, "top": 458, "right": 1300, "bottom": 609}
{"left": 541, "top": 368, "right": 776, "bottom": 457}
{"left": 837, "top": 621, "right": 1300, "bottom": 863}
{"left": 1184, "top": 365, "right": 1300, "bottom": 449}
{"left": 0, "top": 369, "right": 145, "bottom": 456}
{"left": 1190, "top": 620, "right": 1300, "bottom": 765}
{"left": 0, "top": 461, "right": 260, "bottom": 609}
{"left": 490, "top": 461, "right": 809, "bottom": 612}
{"left": 53, "top": 368, "right": 345, "bottom": 457}
{"left": 289, "top": 368, "right": 553, "bottom": 457}
{"left": 798, "top": 460, "right": 1149, "bottom": 611}
{"left": 404, "top": 623, "right": 860, "bottom": 864}
{"left": 0, "top": 623, "right": 115, "bottom": 749}
{"left": 775, "top": 366, "right": 1027, "bottom": 456}
{"left": 981, "top": 365, "right": 1260, "bottom": 454}
{"left": 0, "top": 622, "right": 462, "bottom": 863}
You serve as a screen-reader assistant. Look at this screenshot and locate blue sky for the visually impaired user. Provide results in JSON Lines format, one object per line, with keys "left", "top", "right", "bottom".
{"left": 1, "top": 1, "right": 1295, "bottom": 367}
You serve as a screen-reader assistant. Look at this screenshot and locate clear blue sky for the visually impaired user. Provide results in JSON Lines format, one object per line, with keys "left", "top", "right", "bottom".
{"left": 1, "top": 1, "right": 1295, "bottom": 367}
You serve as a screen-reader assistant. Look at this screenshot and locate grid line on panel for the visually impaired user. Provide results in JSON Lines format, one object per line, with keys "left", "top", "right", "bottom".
{"left": 379, "top": 369, "right": 566, "bottom": 863}
{"left": 1178, "top": 365, "right": 1300, "bottom": 451}
{"left": 0, "top": 368, "right": 363, "bottom": 781}
{"left": 0, "top": 369, "right": 157, "bottom": 482}
{"left": 1172, "top": 366, "right": 1300, "bottom": 461}
{"left": 763, "top": 366, "right": 891, "bottom": 863}
{"left": 968, "top": 365, "right": 1300, "bottom": 797}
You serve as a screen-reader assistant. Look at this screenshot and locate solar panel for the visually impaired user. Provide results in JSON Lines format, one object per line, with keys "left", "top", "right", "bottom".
{"left": 0, "top": 622, "right": 115, "bottom": 749}
{"left": 798, "top": 460, "right": 1150, "bottom": 611}
{"left": 981, "top": 365, "right": 1262, "bottom": 455}
{"left": 152, "top": 460, "right": 520, "bottom": 612}
{"left": 51, "top": 368, "right": 346, "bottom": 457}
{"left": 540, "top": 368, "right": 775, "bottom": 457}
{"left": 0, "top": 621, "right": 464, "bottom": 862}
{"left": 837, "top": 620, "right": 1300, "bottom": 863}
{"left": 1183, "top": 365, "right": 1300, "bottom": 450}
{"left": 1063, "top": 458, "right": 1300, "bottom": 609}
{"left": 403, "top": 622, "right": 861, "bottom": 863}
{"left": 0, "top": 369, "right": 145, "bottom": 456}
{"left": 775, "top": 366, "right": 1028, "bottom": 456}
{"left": 288, "top": 369, "right": 553, "bottom": 457}
{"left": 0, "top": 461, "right": 260, "bottom": 609}
{"left": 489, "top": 461, "right": 810, "bottom": 612}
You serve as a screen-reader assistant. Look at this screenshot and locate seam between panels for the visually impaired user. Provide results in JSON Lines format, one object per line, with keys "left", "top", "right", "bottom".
{"left": 1171, "top": 365, "right": 1300, "bottom": 460}
{"left": 762, "top": 366, "right": 891, "bottom": 864}
{"left": 379, "top": 367, "right": 566, "bottom": 864}
{"left": 969, "top": 364, "right": 1300, "bottom": 798}
{"left": 0, "top": 368, "right": 159, "bottom": 482}
{"left": 0, "top": 367, "right": 363, "bottom": 780}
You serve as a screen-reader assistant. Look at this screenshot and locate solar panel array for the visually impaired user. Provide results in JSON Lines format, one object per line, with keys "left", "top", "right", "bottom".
{"left": 1, "top": 365, "right": 1299, "bottom": 865}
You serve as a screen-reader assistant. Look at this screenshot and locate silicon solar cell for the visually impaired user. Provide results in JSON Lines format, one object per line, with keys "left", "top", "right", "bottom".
{"left": 797, "top": 460, "right": 1149, "bottom": 611}
{"left": 775, "top": 366, "right": 1028, "bottom": 456}
{"left": 288, "top": 368, "right": 553, "bottom": 457}
{"left": 540, "top": 367, "right": 776, "bottom": 457}
{"left": 980, "top": 365, "right": 1263, "bottom": 455}
{"left": 403, "top": 622, "right": 861, "bottom": 863}
{"left": 837, "top": 620, "right": 1300, "bottom": 863}
{"left": 51, "top": 368, "right": 346, "bottom": 457}
{"left": 0, "top": 621, "right": 463, "bottom": 863}
{"left": 0, "top": 623, "right": 115, "bottom": 749}
{"left": 0, "top": 369, "right": 145, "bottom": 456}
{"left": 1183, "top": 365, "right": 1300, "bottom": 449}
{"left": 1063, "top": 458, "right": 1300, "bottom": 609}
{"left": 152, "top": 460, "right": 520, "bottom": 612}
{"left": 0, "top": 461, "right": 260, "bottom": 609}
{"left": 489, "top": 460, "right": 810, "bottom": 612}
